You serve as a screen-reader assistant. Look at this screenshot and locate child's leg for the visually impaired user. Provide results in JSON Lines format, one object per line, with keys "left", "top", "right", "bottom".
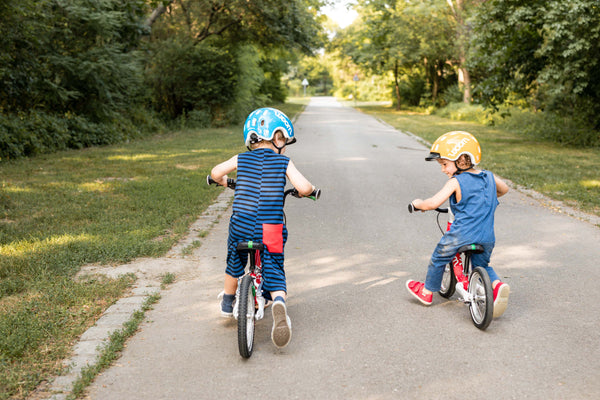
{"left": 470, "top": 243, "right": 500, "bottom": 284}
{"left": 424, "top": 235, "right": 463, "bottom": 293}
{"left": 224, "top": 274, "right": 238, "bottom": 295}
{"left": 471, "top": 244, "right": 510, "bottom": 317}
{"left": 261, "top": 251, "right": 291, "bottom": 347}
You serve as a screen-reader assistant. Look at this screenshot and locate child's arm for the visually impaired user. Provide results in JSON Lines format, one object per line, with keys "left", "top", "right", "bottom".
{"left": 412, "top": 178, "right": 459, "bottom": 211}
{"left": 495, "top": 174, "right": 509, "bottom": 197}
{"left": 210, "top": 155, "right": 238, "bottom": 187}
{"left": 286, "top": 160, "right": 314, "bottom": 197}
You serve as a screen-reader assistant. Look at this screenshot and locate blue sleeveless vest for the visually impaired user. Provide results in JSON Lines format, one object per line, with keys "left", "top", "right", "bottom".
{"left": 449, "top": 170, "right": 498, "bottom": 243}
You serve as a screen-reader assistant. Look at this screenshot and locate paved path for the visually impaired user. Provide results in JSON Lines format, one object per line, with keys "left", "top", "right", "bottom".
{"left": 81, "top": 97, "right": 600, "bottom": 399}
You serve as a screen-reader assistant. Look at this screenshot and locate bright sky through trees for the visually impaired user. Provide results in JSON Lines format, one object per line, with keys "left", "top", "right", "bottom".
{"left": 323, "top": 0, "right": 357, "bottom": 28}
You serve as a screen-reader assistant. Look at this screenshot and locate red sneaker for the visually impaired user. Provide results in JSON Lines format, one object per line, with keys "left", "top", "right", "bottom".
{"left": 406, "top": 280, "right": 432, "bottom": 305}
{"left": 493, "top": 282, "right": 510, "bottom": 318}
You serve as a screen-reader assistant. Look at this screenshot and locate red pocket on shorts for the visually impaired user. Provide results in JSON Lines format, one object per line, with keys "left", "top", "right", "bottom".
{"left": 262, "top": 223, "right": 283, "bottom": 253}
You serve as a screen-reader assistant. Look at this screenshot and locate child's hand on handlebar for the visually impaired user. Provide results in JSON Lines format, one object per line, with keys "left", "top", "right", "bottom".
{"left": 411, "top": 199, "right": 425, "bottom": 212}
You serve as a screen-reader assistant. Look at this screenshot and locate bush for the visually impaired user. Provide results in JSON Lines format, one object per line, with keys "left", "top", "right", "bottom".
{"left": 0, "top": 111, "right": 161, "bottom": 160}
{"left": 434, "top": 102, "right": 492, "bottom": 125}
{"left": 145, "top": 39, "right": 237, "bottom": 121}
{"left": 434, "top": 102, "right": 600, "bottom": 147}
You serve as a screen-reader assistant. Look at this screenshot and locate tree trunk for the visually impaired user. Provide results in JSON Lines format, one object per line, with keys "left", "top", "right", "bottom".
{"left": 460, "top": 64, "right": 472, "bottom": 103}
{"left": 447, "top": 0, "right": 473, "bottom": 104}
{"left": 145, "top": 1, "right": 174, "bottom": 28}
{"left": 394, "top": 59, "right": 401, "bottom": 111}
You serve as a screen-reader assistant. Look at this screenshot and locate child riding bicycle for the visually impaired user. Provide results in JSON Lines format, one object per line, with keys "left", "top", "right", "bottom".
{"left": 406, "top": 131, "right": 511, "bottom": 318}
{"left": 210, "top": 107, "right": 315, "bottom": 348}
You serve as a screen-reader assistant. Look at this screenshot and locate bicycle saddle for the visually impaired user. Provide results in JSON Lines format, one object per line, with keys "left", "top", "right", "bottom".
{"left": 236, "top": 241, "right": 265, "bottom": 251}
{"left": 457, "top": 244, "right": 484, "bottom": 254}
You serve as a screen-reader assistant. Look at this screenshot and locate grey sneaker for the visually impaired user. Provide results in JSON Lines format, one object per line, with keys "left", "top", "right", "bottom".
{"left": 271, "top": 300, "right": 292, "bottom": 348}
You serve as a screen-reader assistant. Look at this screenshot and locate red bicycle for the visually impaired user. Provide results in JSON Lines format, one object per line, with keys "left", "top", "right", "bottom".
{"left": 208, "top": 175, "right": 320, "bottom": 357}
{"left": 408, "top": 204, "right": 493, "bottom": 330}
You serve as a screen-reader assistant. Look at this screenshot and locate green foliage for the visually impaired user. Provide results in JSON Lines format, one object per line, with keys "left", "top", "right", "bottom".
{"left": 357, "top": 104, "right": 600, "bottom": 215}
{"left": 228, "top": 45, "right": 268, "bottom": 125}
{"left": 69, "top": 293, "right": 160, "bottom": 399}
{"left": 145, "top": 38, "right": 237, "bottom": 121}
{"left": 434, "top": 103, "right": 599, "bottom": 147}
{"left": 0, "top": 275, "right": 134, "bottom": 399}
{"left": 0, "top": 110, "right": 160, "bottom": 160}
{"left": 0, "top": 0, "right": 149, "bottom": 121}
{"left": 469, "top": 0, "right": 600, "bottom": 130}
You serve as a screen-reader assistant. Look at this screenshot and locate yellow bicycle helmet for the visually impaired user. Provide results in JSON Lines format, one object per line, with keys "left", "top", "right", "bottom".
{"left": 425, "top": 131, "right": 481, "bottom": 166}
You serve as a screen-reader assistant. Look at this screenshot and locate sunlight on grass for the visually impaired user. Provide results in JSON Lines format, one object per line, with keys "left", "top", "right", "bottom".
{"left": 3, "top": 185, "right": 33, "bottom": 193}
{"left": 79, "top": 181, "right": 114, "bottom": 192}
{"left": 1, "top": 233, "right": 95, "bottom": 256}
{"left": 581, "top": 180, "right": 600, "bottom": 189}
{"left": 107, "top": 154, "right": 159, "bottom": 161}
{"left": 0, "top": 102, "right": 306, "bottom": 399}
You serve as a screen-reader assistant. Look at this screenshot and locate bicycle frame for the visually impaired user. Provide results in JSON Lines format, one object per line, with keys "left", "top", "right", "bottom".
{"left": 233, "top": 242, "right": 266, "bottom": 321}
{"left": 410, "top": 202, "right": 493, "bottom": 329}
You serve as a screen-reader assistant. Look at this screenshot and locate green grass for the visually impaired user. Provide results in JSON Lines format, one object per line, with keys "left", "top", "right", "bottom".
{"left": 68, "top": 293, "right": 160, "bottom": 400}
{"left": 355, "top": 104, "right": 600, "bottom": 217}
{"left": 0, "top": 101, "right": 306, "bottom": 399}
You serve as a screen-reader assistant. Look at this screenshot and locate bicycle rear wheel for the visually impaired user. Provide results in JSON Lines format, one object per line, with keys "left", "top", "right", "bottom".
{"left": 468, "top": 267, "right": 493, "bottom": 330}
{"left": 237, "top": 274, "right": 255, "bottom": 358}
{"left": 439, "top": 263, "right": 456, "bottom": 298}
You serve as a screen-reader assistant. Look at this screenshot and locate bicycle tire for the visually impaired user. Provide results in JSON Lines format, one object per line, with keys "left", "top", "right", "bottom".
{"left": 237, "top": 274, "right": 255, "bottom": 358}
{"left": 439, "top": 263, "right": 456, "bottom": 298}
{"left": 468, "top": 267, "right": 493, "bottom": 330}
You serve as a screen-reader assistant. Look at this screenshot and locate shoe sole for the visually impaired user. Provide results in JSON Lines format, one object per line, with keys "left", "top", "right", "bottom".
{"left": 493, "top": 284, "right": 510, "bottom": 318}
{"left": 271, "top": 301, "right": 291, "bottom": 348}
{"left": 405, "top": 281, "right": 432, "bottom": 306}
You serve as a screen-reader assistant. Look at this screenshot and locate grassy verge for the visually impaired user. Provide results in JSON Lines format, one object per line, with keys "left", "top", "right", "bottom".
{"left": 0, "top": 101, "right": 306, "bottom": 399}
{"left": 354, "top": 104, "right": 600, "bottom": 218}
{"left": 68, "top": 293, "right": 161, "bottom": 400}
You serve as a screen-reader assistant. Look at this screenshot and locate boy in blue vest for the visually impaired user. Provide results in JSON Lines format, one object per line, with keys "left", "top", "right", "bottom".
{"left": 210, "top": 108, "right": 315, "bottom": 348}
{"left": 406, "top": 131, "right": 511, "bottom": 318}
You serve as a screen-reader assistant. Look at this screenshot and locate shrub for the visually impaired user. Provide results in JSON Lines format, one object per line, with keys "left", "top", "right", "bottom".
{"left": 0, "top": 111, "right": 160, "bottom": 160}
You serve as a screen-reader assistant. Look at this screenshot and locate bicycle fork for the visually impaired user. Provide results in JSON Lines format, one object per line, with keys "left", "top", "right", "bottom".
{"left": 233, "top": 249, "right": 266, "bottom": 321}
{"left": 453, "top": 252, "right": 475, "bottom": 304}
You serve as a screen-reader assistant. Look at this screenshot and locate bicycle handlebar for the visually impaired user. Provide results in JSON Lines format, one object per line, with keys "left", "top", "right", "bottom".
{"left": 408, "top": 203, "right": 448, "bottom": 214}
{"left": 207, "top": 175, "right": 321, "bottom": 201}
{"left": 284, "top": 187, "right": 321, "bottom": 201}
{"left": 207, "top": 175, "right": 236, "bottom": 189}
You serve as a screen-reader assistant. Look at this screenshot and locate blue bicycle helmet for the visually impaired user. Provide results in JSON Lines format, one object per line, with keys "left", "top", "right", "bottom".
{"left": 243, "top": 108, "right": 295, "bottom": 148}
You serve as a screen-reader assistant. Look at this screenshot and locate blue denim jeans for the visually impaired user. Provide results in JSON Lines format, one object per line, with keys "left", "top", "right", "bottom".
{"left": 424, "top": 233, "right": 500, "bottom": 292}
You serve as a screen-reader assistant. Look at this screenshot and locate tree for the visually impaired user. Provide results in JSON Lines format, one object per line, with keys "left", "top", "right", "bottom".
{"left": 445, "top": 0, "right": 485, "bottom": 103}
{"left": 144, "top": 0, "right": 325, "bottom": 121}
{"left": 0, "top": 0, "right": 149, "bottom": 121}
{"left": 470, "top": 0, "right": 600, "bottom": 129}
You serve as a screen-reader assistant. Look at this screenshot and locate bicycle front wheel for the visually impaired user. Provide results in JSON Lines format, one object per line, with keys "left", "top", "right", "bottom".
{"left": 468, "top": 267, "right": 493, "bottom": 330}
{"left": 439, "top": 263, "right": 456, "bottom": 298}
{"left": 237, "top": 274, "right": 255, "bottom": 358}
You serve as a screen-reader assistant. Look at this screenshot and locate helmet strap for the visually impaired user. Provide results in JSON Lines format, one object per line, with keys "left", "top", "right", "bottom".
{"left": 272, "top": 141, "right": 286, "bottom": 154}
{"left": 272, "top": 137, "right": 296, "bottom": 154}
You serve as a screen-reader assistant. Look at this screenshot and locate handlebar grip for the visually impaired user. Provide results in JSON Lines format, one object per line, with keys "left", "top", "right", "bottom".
{"left": 206, "top": 175, "right": 236, "bottom": 189}
{"left": 285, "top": 188, "right": 321, "bottom": 200}
{"left": 408, "top": 203, "right": 449, "bottom": 213}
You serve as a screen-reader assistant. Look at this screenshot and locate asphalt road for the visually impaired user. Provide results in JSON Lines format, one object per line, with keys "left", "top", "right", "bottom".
{"left": 86, "top": 97, "right": 600, "bottom": 399}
